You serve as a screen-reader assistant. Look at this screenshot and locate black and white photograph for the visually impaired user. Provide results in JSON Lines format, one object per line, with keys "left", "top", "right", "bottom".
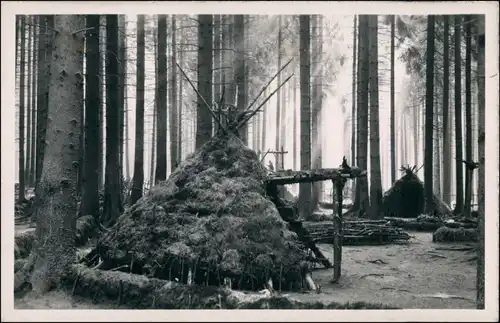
{"left": 1, "top": 1, "right": 498, "bottom": 321}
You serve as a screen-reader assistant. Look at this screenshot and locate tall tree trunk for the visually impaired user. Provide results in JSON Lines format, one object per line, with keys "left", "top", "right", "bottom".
{"left": 26, "top": 16, "right": 32, "bottom": 187}
{"left": 261, "top": 88, "right": 267, "bottom": 151}
{"left": 311, "top": 15, "right": 322, "bottom": 209}
{"left": 35, "top": 16, "right": 46, "bottom": 186}
{"left": 155, "top": 15, "right": 168, "bottom": 182}
{"left": 213, "top": 15, "right": 221, "bottom": 108}
{"left": 102, "top": 15, "right": 124, "bottom": 227}
{"left": 222, "top": 15, "right": 236, "bottom": 108}
{"left": 124, "top": 52, "right": 130, "bottom": 181}
{"left": 18, "top": 15, "right": 26, "bottom": 201}
{"left": 196, "top": 15, "right": 213, "bottom": 149}
{"left": 353, "top": 15, "right": 370, "bottom": 216}
{"left": 98, "top": 16, "right": 106, "bottom": 191}
{"left": 30, "top": 16, "right": 38, "bottom": 186}
{"left": 389, "top": 15, "right": 396, "bottom": 184}
{"left": 298, "top": 15, "right": 312, "bottom": 218}
{"left": 117, "top": 16, "right": 126, "bottom": 182}
{"left": 424, "top": 15, "right": 435, "bottom": 215}
{"left": 150, "top": 101, "right": 156, "bottom": 187}
{"left": 178, "top": 22, "right": 184, "bottom": 161}
{"left": 130, "top": 15, "right": 146, "bottom": 205}
{"left": 474, "top": 14, "right": 485, "bottom": 310}
{"left": 234, "top": 14, "right": 248, "bottom": 143}
{"left": 351, "top": 15, "right": 357, "bottom": 167}
{"left": 20, "top": 15, "right": 85, "bottom": 294}
{"left": 275, "top": 16, "right": 283, "bottom": 169}
{"left": 292, "top": 76, "right": 297, "bottom": 170}
{"left": 368, "top": 15, "right": 382, "bottom": 219}
{"left": 442, "top": 15, "right": 452, "bottom": 206}
{"left": 453, "top": 15, "right": 464, "bottom": 214}
{"left": 463, "top": 15, "right": 473, "bottom": 217}
{"left": 170, "top": 15, "right": 178, "bottom": 171}
{"left": 80, "top": 15, "right": 101, "bottom": 221}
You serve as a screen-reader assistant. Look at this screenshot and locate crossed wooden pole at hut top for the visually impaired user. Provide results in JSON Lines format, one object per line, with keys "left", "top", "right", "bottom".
{"left": 176, "top": 58, "right": 294, "bottom": 142}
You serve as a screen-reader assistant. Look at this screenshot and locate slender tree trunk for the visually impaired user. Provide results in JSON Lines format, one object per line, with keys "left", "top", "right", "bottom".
{"left": 454, "top": 15, "right": 464, "bottom": 214}
{"left": 130, "top": 15, "right": 146, "bottom": 205}
{"left": 98, "top": 16, "right": 106, "bottom": 191}
{"left": 18, "top": 15, "right": 26, "bottom": 201}
{"left": 298, "top": 15, "right": 312, "bottom": 218}
{"left": 155, "top": 15, "right": 168, "bottom": 182}
{"left": 351, "top": 15, "right": 357, "bottom": 167}
{"left": 35, "top": 15, "right": 46, "bottom": 185}
{"left": 30, "top": 16, "right": 38, "bottom": 187}
{"left": 196, "top": 15, "right": 213, "bottom": 149}
{"left": 80, "top": 15, "right": 102, "bottom": 221}
{"left": 117, "top": 16, "right": 126, "bottom": 183}
{"left": 21, "top": 15, "right": 85, "bottom": 294}
{"left": 293, "top": 76, "right": 297, "bottom": 170}
{"left": 368, "top": 15, "right": 382, "bottom": 219}
{"left": 312, "top": 15, "right": 323, "bottom": 208}
{"left": 424, "top": 15, "right": 435, "bottom": 215}
{"left": 353, "top": 15, "right": 370, "bottom": 216}
{"left": 170, "top": 15, "right": 178, "bottom": 171}
{"left": 178, "top": 23, "right": 184, "bottom": 161}
{"left": 124, "top": 51, "right": 130, "bottom": 180}
{"left": 150, "top": 101, "right": 156, "bottom": 187}
{"left": 234, "top": 14, "right": 247, "bottom": 143}
{"left": 275, "top": 16, "right": 283, "bottom": 169}
{"left": 442, "top": 15, "right": 451, "bottom": 206}
{"left": 463, "top": 15, "right": 473, "bottom": 217}
{"left": 475, "top": 14, "right": 485, "bottom": 310}
{"left": 261, "top": 88, "right": 267, "bottom": 151}
{"left": 102, "top": 15, "right": 124, "bottom": 227}
{"left": 389, "top": 15, "right": 396, "bottom": 184}
{"left": 26, "top": 17, "right": 32, "bottom": 187}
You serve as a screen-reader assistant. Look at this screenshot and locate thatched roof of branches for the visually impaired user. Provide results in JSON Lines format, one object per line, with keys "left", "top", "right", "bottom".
{"left": 381, "top": 165, "right": 452, "bottom": 219}
{"left": 94, "top": 61, "right": 309, "bottom": 291}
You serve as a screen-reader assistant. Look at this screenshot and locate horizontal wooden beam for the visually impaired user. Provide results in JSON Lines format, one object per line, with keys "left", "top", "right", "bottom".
{"left": 265, "top": 167, "right": 366, "bottom": 186}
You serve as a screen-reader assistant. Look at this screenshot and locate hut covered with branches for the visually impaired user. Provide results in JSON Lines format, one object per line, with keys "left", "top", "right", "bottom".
{"left": 381, "top": 165, "right": 452, "bottom": 218}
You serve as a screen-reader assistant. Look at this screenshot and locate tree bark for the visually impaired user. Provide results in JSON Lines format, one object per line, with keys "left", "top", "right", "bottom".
{"left": 352, "top": 15, "right": 357, "bottom": 168}
{"left": 352, "top": 15, "right": 370, "bottom": 217}
{"left": 474, "top": 14, "right": 485, "bottom": 310}
{"left": 196, "top": 15, "right": 213, "bottom": 149}
{"left": 298, "top": 15, "right": 312, "bottom": 218}
{"left": 98, "top": 16, "right": 106, "bottom": 191}
{"left": 30, "top": 16, "right": 38, "bottom": 186}
{"left": 18, "top": 15, "right": 85, "bottom": 294}
{"left": 26, "top": 16, "right": 32, "bottom": 187}
{"left": 389, "top": 15, "right": 396, "bottom": 185}
{"left": 275, "top": 16, "right": 283, "bottom": 169}
{"left": 463, "top": 15, "right": 473, "bottom": 217}
{"left": 178, "top": 21, "right": 184, "bottom": 161}
{"left": 170, "top": 15, "right": 178, "bottom": 171}
{"left": 234, "top": 15, "right": 248, "bottom": 144}
{"left": 368, "top": 15, "right": 382, "bottom": 220}
{"left": 311, "top": 15, "right": 321, "bottom": 210}
{"left": 424, "top": 15, "right": 435, "bottom": 215}
{"left": 453, "top": 15, "right": 464, "bottom": 214}
{"left": 80, "top": 15, "right": 101, "bottom": 221}
{"left": 442, "top": 15, "right": 452, "bottom": 206}
{"left": 102, "top": 15, "right": 124, "bottom": 227}
{"left": 130, "top": 15, "right": 146, "bottom": 205}
{"left": 18, "top": 15, "right": 26, "bottom": 201}
{"left": 155, "top": 15, "right": 168, "bottom": 182}
{"left": 293, "top": 76, "right": 297, "bottom": 171}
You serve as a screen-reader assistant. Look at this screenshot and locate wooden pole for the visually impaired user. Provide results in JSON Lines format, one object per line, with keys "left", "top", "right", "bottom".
{"left": 332, "top": 178, "right": 345, "bottom": 283}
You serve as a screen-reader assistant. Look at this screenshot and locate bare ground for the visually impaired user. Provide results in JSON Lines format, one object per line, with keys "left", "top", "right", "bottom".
{"left": 14, "top": 232, "right": 477, "bottom": 309}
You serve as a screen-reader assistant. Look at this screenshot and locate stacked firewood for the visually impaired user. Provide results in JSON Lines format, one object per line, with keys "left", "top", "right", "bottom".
{"left": 302, "top": 220, "right": 411, "bottom": 246}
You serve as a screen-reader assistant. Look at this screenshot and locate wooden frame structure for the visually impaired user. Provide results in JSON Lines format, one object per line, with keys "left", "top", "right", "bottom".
{"left": 265, "top": 158, "right": 367, "bottom": 283}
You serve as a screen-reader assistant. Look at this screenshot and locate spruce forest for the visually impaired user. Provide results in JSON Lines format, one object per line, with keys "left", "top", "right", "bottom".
{"left": 13, "top": 14, "right": 487, "bottom": 311}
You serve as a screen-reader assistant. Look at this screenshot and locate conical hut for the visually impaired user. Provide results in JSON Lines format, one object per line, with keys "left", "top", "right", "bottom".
{"left": 381, "top": 165, "right": 452, "bottom": 218}
{"left": 94, "top": 64, "right": 312, "bottom": 291}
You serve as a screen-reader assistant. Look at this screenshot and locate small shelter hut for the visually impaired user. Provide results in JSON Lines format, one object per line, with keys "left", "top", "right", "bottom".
{"left": 381, "top": 165, "right": 452, "bottom": 218}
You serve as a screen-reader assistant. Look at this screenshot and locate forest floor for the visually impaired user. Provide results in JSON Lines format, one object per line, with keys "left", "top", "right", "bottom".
{"left": 13, "top": 229, "right": 476, "bottom": 310}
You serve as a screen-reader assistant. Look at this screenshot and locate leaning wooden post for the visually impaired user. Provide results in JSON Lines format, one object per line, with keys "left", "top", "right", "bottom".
{"left": 332, "top": 178, "right": 344, "bottom": 283}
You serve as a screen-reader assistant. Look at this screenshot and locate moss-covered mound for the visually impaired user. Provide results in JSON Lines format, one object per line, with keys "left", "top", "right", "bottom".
{"left": 432, "top": 226, "right": 478, "bottom": 243}
{"left": 96, "top": 134, "right": 309, "bottom": 291}
{"left": 382, "top": 166, "right": 452, "bottom": 218}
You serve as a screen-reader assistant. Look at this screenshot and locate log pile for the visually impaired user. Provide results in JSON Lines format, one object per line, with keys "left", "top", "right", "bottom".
{"left": 302, "top": 220, "right": 411, "bottom": 246}
{"left": 385, "top": 214, "right": 478, "bottom": 232}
